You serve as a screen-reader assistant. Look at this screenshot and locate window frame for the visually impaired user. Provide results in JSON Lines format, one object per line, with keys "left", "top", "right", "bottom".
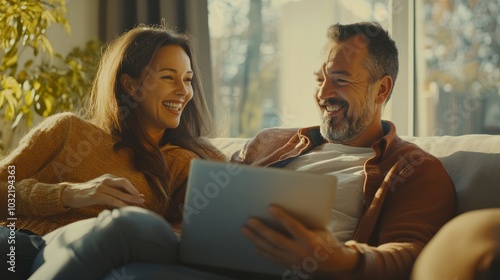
{"left": 387, "top": 0, "right": 415, "bottom": 136}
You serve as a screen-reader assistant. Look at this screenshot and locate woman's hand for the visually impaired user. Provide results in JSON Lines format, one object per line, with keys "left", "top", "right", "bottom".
{"left": 61, "top": 174, "right": 145, "bottom": 209}
{"left": 242, "top": 205, "right": 360, "bottom": 278}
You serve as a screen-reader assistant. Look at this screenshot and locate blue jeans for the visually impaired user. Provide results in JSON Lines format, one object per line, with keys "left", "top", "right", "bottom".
{"left": 0, "top": 227, "right": 45, "bottom": 280}
{"left": 28, "top": 206, "right": 235, "bottom": 280}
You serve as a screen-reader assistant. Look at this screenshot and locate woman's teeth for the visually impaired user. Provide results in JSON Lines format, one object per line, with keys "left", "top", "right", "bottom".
{"left": 163, "top": 102, "right": 182, "bottom": 111}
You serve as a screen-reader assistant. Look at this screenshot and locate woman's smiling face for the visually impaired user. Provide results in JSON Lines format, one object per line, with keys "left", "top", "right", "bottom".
{"left": 123, "top": 45, "right": 194, "bottom": 142}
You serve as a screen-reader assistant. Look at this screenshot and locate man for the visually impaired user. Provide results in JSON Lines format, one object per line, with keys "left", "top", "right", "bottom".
{"left": 233, "top": 22, "right": 456, "bottom": 279}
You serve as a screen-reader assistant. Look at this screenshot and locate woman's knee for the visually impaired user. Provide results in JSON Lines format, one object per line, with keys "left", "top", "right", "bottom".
{"left": 412, "top": 209, "right": 500, "bottom": 280}
{"left": 459, "top": 209, "right": 500, "bottom": 232}
{"left": 442, "top": 209, "right": 500, "bottom": 244}
{"left": 95, "top": 206, "right": 177, "bottom": 243}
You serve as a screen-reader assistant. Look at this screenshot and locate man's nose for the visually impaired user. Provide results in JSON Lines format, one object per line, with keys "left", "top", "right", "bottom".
{"left": 317, "top": 78, "right": 337, "bottom": 101}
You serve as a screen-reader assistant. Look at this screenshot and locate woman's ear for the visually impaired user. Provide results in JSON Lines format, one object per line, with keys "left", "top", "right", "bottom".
{"left": 375, "top": 75, "right": 393, "bottom": 105}
{"left": 120, "top": 74, "right": 137, "bottom": 96}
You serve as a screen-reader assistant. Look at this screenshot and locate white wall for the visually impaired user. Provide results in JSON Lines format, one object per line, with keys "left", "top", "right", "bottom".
{"left": 278, "top": 0, "right": 332, "bottom": 128}
{"left": 45, "top": 0, "right": 100, "bottom": 55}
{"left": 278, "top": 0, "right": 392, "bottom": 129}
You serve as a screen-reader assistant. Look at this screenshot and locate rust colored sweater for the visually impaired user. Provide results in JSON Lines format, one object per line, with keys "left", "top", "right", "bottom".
{"left": 231, "top": 121, "right": 456, "bottom": 280}
{"left": 0, "top": 112, "right": 223, "bottom": 235}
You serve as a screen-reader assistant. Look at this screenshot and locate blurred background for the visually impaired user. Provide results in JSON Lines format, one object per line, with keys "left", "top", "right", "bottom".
{"left": 1, "top": 0, "right": 499, "bottom": 154}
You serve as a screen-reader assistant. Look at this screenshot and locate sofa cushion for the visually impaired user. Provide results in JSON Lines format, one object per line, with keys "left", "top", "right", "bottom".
{"left": 209, "top": 134, "right": 500, "bottom": 215}
{"left": 402, "top": 135, "right": 500, "bottom": 214}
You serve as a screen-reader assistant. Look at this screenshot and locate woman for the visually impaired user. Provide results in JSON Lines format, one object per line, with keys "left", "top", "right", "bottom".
{"left": 412, "top": 208, "right": 500, "bottom": 280}
{"left": 0, "top": 23, "right": 225, "bottom": 279}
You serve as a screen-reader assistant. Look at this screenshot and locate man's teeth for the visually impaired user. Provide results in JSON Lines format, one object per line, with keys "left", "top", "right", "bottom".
{"left": 163, "top": 102, "right": 182, "bottom": 111}
{"left": 326, "top": 105, "right": 342, "bottom": 112}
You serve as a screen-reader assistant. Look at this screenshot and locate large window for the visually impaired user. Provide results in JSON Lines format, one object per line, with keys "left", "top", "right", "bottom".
{"left": 415, "top": 0, "right": 500, "bottom": 136}
{"left": 209, "top": 0, "right": 500, "bottom": 138}
{"left": 208, "top": 0, "right": 391, "bottom": 137}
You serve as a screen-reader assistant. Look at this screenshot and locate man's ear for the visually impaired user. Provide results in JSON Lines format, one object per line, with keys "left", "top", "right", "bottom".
{"left": 120, "top": 74, "right": 137, "bottom": 96}
{"left": 375, "top": 75, "right": 393, "bottom": 105}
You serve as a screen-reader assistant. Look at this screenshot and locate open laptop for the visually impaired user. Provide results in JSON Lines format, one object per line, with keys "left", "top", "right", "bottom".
{"left": 178, "top": 159, "right": 337, "bottom": 276}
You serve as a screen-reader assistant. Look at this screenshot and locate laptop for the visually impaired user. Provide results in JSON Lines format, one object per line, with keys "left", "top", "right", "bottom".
{"left": 179, "top": 159, "right": 337, "bottom": 275}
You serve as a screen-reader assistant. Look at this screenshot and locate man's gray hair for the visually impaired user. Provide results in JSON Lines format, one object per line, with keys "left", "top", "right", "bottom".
{"left": 327, "top": 22, "right": 399, "bottom": 102}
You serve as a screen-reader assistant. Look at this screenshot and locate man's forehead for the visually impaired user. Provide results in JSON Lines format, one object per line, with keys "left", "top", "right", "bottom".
{"left": 319, "top": 37, "right": 368, "bottom": 70}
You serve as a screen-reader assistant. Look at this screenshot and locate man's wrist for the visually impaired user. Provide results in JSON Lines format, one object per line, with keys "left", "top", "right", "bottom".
{"left": 317, "top": 243, "right": 362, "bottom": 278}
{"left": 344, "top": 245, "right": 362, "bottom": 271}
{"left": 340, "top": 241, "right": 365, "bottom": 276}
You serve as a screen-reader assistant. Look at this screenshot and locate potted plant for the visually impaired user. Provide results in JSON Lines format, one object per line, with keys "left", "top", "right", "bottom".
{"left": 0, "top": 0, "right": 101, "bottom": 154}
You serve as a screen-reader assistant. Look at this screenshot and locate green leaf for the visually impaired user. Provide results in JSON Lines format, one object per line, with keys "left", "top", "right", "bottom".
{"left": 22, "top": 80, "right": 30, "bottom": 91}
{"left": 25, "top": 88, "right": 35, "bottom": 105}
{"left": 5, "top": 103, "right": 15, "bottom": 120}
{"left": 33, "top": 80, "right": 41, "bottom": 90}
{"left": 4, "top": 90, "right": 19, "bottom": 110}
{"left": 42, "top": 94, "right": 54, "bottom": 117}
{"left": 13, "top": 83, "right": 22, "bottom": 99}
{"left": 41, "top": 35, "right": 54, "bottom": 56}
{"left": 24, "top": 59, "right": 34, "bottom": 68}
{"left": 1, "top": 77, "right": 22, "bottom": 100}
{"left": 2, "top": 77, "right": 14, "bottom": 88}
{"left": 12, "top": 112, "right": 24, "bottom": 129}
{"left": 35, "top": 100, "right": 44, "bottom": 115}
{"left": 0, "top": 91, "right": 5, "bottom": 108}
{"left": 17, "top": 70, "right": 28, "bottom": 81}
{"left": 26, "top": 110, "right": 33, "bottom": 127}
{"left": 3, "top": 52, "right": 18, "bottom": 68}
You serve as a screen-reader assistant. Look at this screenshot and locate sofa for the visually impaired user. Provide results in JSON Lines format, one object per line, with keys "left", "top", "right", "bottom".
{"left": 103, "top": 133, "right": 499, "bottom": 279}
{"left": 209, "top": 133, "right": 500, "bottom": 215}
{"left": 208, "top": 133, "right": 500, "bottom": 278}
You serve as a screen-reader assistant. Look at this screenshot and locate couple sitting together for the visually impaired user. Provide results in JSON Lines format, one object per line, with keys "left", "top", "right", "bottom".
{"left": 0, "top": 21, "right": 497, "bottom": 280}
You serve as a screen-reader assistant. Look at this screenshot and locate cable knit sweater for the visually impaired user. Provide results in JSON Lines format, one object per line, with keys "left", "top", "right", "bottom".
{"left": 0, "top": 112, "right": 224, "bottom": 235}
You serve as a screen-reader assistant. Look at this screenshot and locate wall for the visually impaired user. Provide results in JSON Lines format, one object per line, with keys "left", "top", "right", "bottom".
{"left": 278, "top": 0, "right": 394, "bottom": 129}
{"left": 45, "top": 0, "right": 100, "bottom": 55}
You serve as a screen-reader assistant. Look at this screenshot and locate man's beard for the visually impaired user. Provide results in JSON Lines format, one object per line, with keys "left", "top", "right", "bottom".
{"left": 320, "top": 85, "right": 376, "bottom": 143}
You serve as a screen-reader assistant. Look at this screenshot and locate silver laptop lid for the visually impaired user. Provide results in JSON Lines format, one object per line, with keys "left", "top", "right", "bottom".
{"left": 179, "top": 159, "right": 337, "bottom": 275}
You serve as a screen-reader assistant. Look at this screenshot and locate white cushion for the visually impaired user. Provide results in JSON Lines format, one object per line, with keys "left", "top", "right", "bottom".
{"left": 209, "top": 134, "right": 500, "bottom": 214}
{"left": 402, "top": 135, "right": 500, "bottom": 214}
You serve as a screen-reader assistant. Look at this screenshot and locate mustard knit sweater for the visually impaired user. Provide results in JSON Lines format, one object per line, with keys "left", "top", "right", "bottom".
{"left": 0, "top": 112, "right": 221, "bottom": 235}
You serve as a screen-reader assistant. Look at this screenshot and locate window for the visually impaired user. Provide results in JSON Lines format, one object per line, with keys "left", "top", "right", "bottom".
{"left": 209, "top": 0, "right": 499, "bottom": 138}
{"left": 208, "top": 0, "right": 392, "bottom": 137}
{"left": 415, "top": 0, "right": 500, "bottom": 136}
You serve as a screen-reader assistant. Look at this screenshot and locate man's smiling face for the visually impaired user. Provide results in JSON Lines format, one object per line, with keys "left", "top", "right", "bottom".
{"left": 314, "top": 35, "right": 379, "bottom": 145}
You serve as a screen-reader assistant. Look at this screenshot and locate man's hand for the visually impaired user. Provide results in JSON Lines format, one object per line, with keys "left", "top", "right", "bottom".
{"left": 242, "top": 205, "right": 360, "bottom": 277}
{"left": 61, "top": 174, "right": 145, "bottom": 209}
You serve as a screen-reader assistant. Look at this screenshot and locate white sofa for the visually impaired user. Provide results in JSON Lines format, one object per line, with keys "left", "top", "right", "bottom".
{"left": 209, "top": 133, "right": 500, "bottom": 215}
{"left": 106, "top": 134, "right": 499, "bottom": 279}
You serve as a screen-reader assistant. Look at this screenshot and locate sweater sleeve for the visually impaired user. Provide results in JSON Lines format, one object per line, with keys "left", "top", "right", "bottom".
{"left": 162, "top": 147, "right": 198, "bottom": 227}
{"left": 0, "top": 113, "right": 75, "bottom": 217}
{"left": 345, "top": 156, "right": 456, "bottom": 280}
{"left": 163, "top": 143, "right": 229, "bottom": 233}
{"left": 230, "top": 127, "right": 300, "bottom": 166}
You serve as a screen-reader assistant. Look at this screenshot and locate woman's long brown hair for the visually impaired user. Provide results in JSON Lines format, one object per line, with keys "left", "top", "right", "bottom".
{"left": 85, "top": 23, "right": 221, "bottom": 204}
